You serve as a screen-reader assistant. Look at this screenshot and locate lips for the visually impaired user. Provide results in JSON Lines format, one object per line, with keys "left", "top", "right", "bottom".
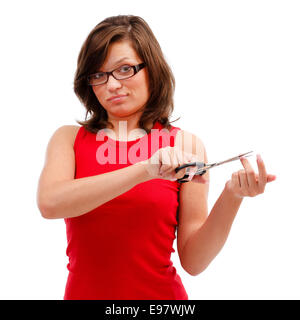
{"left": 107, "top": 94, "right": 128, "bottom": 101}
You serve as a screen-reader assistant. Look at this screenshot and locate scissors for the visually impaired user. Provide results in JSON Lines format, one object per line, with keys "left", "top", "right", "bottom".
{"left": 174, "top": 151, "right": 254, "bottom": 183}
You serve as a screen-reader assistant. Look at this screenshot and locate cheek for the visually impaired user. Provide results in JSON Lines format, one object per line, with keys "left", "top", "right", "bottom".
{"left": 130, "top": 77, "right": 150, "bottom": 99}
{"left": 93, "top": 87, "right": 106, "bottom": 104}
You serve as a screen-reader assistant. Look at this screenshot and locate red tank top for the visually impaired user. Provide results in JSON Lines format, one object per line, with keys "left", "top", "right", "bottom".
{"left": 64, "top": 120, "right": 188, "bottom": 300}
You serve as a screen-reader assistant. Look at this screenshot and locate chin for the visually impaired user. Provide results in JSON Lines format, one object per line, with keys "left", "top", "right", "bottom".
{"left": 110, "top": 104, "right": 144, "bottom": 114}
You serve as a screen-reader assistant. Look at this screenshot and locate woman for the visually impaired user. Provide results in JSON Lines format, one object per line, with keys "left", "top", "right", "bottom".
{"left": 37, "top": 15, "right": 276, "bottom": 300}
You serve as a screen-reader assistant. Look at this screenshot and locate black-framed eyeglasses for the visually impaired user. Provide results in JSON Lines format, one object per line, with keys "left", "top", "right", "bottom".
{"left": 87, "top": 63, "right": 146, "bottom": 86}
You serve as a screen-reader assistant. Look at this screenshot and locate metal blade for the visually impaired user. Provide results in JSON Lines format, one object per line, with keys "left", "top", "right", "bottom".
{"left": 194, "top": 151, "right": 254, "bottom": 174}
{"left": 214, "top": 151, "right": 253, "bottom": 167}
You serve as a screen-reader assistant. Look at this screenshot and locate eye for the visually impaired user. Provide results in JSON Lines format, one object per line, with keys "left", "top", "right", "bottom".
{"left": 93, "top": 72, "right": 106, "bottom": 79}
{"left": 118, "top": 65, "right": 132, "bottom": 73}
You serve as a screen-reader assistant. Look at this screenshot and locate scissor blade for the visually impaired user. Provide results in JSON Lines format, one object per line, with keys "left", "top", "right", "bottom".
{"left": 195, "top": 151, "right": 254, "bottom": 174}
{"left": 214, "top": 151, "right": 253, "bottom": 167}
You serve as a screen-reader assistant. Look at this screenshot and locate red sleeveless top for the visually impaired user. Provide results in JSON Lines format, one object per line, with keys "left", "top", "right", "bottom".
{"left": 64, "top": 121, "right": 188, "bottom": 300}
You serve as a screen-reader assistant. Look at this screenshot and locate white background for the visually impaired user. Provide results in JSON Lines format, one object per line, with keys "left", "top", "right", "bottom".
{"left": 0, "top": 0, "right": 299, "bottom": 299}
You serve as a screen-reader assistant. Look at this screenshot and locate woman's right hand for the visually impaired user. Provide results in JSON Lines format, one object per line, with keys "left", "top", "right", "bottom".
{"left": 139, "top": 146, "right": 208, "bottom": 183}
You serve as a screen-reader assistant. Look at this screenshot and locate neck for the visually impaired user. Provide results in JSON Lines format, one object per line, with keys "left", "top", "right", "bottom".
{"left": 107, "top": 114, "right": 146, "bottom": 141}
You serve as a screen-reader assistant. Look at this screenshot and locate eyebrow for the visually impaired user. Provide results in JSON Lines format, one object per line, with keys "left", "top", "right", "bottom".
{"left": 113, "top": 57, "right": 131, "bottom": 65}
{"left": 99, "top": 57, "right": 131, "bottom": 72}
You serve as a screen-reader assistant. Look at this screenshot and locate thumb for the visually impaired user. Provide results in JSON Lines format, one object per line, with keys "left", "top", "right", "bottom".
{"left": 267, "top": 174, "right": 276, "bottom": 182}
{"left": 190, "top": 175, "right": 209, "bottom": 184}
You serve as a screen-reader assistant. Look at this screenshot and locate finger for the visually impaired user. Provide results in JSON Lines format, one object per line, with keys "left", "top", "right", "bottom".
{"left": 168, "top": 148, "right": 188, "bottom": 180}
{"left": 160, "top": 149, "right": 171, "bottom": 174}
{"left": 187, "top": 167, "right": 197, "bottom": 181}
{"left": 240, "top": 156, "right": 257, "bottom": 190}
{"left": 186, "top": 156, "right": 199, "bottom": 181}
{"left": 169, "top": 147, "right": 176, "bottom": 169}
{"left": 175, "top": 165, "right": 195, "bottom": 181}
{"left": 232, "top": 171, "right": 240, "bottom": 188}
{"left": 176, "top": 152, "right": 197, "bottom": 180}
{"left": 174, "top": 150, "right": 187, "bottom": 180}
{"left": 256, "top": 154, "right": 268, "bottom": 191}
{"left": 267, "top": 174, "right": 276, "bottom": 182}
{"left": 239, "top": 170, "right": 248, "bottom": 191}
{"left": 185, "top": 154, "right": 198, "bottom": 180}
{"left": 191, "top": 174, "right": 209, "bottom": 184}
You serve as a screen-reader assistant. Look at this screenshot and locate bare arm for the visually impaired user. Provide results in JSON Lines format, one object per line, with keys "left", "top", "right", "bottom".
{"left": 180, "top": 185, "right": 243, "bottom": 275}
{"left": 36, "top": 126, "right": 151, "bottom": 219}
{"left": 179, "top": 150, "right": 275, "bottom": 276}
{"left": 38, "top": 163, "right": 150, "bottom": 219}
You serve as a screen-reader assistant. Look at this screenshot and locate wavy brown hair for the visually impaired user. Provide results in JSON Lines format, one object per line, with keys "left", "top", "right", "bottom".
{"left": 74, "top": 15, "right": 179, "bottom": 134}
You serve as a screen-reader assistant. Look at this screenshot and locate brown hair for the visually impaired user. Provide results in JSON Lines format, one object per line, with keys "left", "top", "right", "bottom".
{"left": 74, "top": 15, "right": 179, "bottom": 134}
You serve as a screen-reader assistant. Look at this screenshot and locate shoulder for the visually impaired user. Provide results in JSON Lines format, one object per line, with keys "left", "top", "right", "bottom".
{"left": 174, "top": 129, "right": 207, "bottom": 162}
{"left": 50, "top": 125, "right": 81, "bottom": 147}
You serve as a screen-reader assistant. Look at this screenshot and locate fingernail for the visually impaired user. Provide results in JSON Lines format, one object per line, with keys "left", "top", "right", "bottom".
{"left": 257, "top": 154, "right": 262, "bottom": 161}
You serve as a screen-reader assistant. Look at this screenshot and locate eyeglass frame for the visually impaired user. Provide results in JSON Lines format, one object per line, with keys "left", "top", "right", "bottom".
{"left": 87, "top": 62, "right": 146, "bottom": 86}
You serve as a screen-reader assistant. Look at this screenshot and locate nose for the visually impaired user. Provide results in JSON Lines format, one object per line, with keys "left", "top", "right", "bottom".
{"left": 106, "top": 74, "right": 122, "bottom": 91}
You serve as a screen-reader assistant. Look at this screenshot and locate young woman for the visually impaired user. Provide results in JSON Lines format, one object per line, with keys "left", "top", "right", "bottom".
{"left": 37, "top": 15, "right": 276, "bottom": 300}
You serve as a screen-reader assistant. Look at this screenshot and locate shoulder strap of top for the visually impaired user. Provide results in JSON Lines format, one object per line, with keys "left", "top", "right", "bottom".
{"left": 73, "top": 126, "right": 85, "bottom": 151}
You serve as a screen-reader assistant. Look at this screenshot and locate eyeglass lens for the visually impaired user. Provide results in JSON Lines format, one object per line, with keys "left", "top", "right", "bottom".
{"left": 88, "top": 65, "right": 135, "bottom": 85}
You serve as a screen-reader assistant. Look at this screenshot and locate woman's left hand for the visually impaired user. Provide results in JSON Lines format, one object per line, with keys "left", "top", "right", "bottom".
{"left": 224, "top": 154, "right": 276, "bottom": 199}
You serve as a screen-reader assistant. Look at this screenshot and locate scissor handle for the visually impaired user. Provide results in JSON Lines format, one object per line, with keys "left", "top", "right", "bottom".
{"left": 175, "top": 162, "right": 206, "bottom": 183}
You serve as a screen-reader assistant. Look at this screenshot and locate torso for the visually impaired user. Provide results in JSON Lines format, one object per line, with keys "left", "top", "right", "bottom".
{"left": 64, "top": 121, "right": 188, "bottom": 300}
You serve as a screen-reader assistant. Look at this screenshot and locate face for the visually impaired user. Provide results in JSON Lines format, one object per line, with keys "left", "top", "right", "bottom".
{"left": 92, "top": 40, "right": 150, "bottom": 123}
